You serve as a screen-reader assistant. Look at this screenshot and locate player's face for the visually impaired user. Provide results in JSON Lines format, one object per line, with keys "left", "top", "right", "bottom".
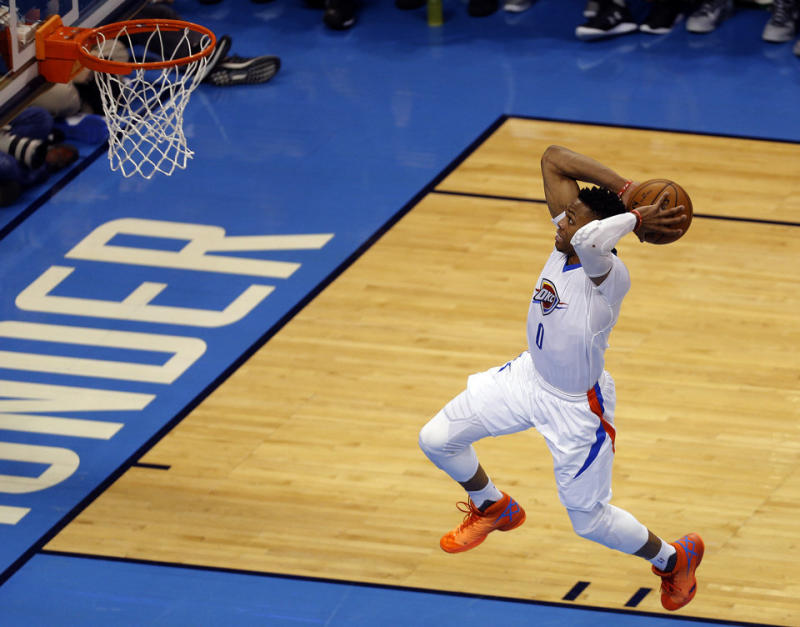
{"left": 555, "top": 200, "right": 596, "bottom": 254}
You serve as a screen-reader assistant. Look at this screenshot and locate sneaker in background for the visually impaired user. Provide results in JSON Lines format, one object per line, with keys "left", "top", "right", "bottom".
{"left": 762, "top": 0, "right": 799, "bottom": 42}
{"left": 640, "top": 0, "right": 685, "bottom": 34}
{"left": 576, "top": 2, "right": 638, "bottom": 40}
{"left": 204, "top": 56, "right": 281, "bottom": 87}
{"left": 323, "top": 0, "right": 357, "bottom": 29}
{"left": 199, "top": 35, "right": 232, "bottom": 83}
{"left": 686, "top": 0, "right": 734, "bottom": 33}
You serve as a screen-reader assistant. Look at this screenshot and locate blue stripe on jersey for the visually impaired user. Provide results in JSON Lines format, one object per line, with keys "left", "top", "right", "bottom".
{"left": 562, "top": 262, "right": 582, "bottom": 272}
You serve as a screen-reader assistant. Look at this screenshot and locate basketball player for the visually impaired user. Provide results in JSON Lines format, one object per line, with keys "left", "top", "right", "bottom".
{"left": 419, "top": 145, "right": 703, "bottom": 611}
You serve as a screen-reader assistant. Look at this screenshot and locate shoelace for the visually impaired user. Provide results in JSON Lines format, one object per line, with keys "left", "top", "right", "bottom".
{"left": 454, "top": 500, "right": 484, "bottom": 530}
{"left": 772, "top": 1, "right": 797, "bottom": 24}
{"left": 696, "top": 0, "right": 725, "bottom": 17}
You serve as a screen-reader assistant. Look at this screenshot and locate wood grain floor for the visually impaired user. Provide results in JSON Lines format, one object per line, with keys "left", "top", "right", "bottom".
{"left": 47, "top": 119, "right": 800, "bottom": 625}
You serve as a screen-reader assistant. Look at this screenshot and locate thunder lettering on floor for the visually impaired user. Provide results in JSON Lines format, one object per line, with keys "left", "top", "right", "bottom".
{"left": 0, "top": 218, "right": 332, "bottom": 541}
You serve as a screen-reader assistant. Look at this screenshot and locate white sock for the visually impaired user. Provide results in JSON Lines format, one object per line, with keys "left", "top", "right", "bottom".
{"left": 649, "top": 539, "right": 677, "bottom": 572}
{"left": 468, "top": 481, "right": 503, "bottom": 510}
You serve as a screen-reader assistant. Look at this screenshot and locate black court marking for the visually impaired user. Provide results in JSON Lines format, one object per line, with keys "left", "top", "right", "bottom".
{"left": 35, "top": 551, "right": 782, "bottom": 627}
{"left": 563, "top": 581, "right": 590, "bottom": 601}
{"left": 509, "top": 113, "right": 800, "bottom": 147}
{"left": 430, "top": 190, "right": 800, "bottom": 229}
{"left": 626, "top": 587, "right": 652, "bottom": 608}
{"left": 131, "top": 463, "right": 171, "bottom": 470}
{"left": 432, "top": 189, "right": 547, "bottom": 205}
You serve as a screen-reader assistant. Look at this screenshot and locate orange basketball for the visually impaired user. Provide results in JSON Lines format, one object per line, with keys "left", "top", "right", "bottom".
{"left": 626, "top": 178, "right": 693, "bottom": 245}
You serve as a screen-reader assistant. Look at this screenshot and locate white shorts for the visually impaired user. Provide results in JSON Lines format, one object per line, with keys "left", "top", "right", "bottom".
{"left": 465, "top": 350, "right": 617, "bottom": 511}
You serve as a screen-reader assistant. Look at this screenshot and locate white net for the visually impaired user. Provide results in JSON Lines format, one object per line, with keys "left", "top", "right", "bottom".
{"left": 86, "top": 25, "right": 213, "bottom": 179}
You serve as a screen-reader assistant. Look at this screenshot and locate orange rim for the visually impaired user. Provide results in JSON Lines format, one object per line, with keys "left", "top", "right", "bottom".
{"left": 75, "top": 19, "right": 217, "bottom": 74}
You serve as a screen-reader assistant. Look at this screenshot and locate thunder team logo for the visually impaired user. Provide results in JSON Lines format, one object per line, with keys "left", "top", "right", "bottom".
{"left": 532, "top": 278, "right": 567, "bottom": 315}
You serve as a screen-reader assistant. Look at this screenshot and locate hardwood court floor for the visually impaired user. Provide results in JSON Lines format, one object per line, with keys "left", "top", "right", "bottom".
{"left": 47, "top": 119, "right": 800, "bottom": 625}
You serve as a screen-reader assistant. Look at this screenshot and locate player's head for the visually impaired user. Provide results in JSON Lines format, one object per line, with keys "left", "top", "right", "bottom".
{"left": 555, "top": 187, "right": 626, "bottom": 255}
{"left": 578, "top": 186, "right": 626, "bottom": 220}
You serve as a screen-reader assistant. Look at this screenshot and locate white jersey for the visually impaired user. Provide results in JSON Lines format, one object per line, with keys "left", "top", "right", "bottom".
{"left": 526, "top": 248, "right": 630, "bottom": 395}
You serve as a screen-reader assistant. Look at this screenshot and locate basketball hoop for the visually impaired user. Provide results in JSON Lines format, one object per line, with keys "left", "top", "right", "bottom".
{"left": 36, "top": 15, "right": 217, "bottom": 178}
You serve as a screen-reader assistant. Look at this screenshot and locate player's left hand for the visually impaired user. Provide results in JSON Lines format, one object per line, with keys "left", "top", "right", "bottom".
{"left": 633, "top": 190, "right": 685, "bottom": 242}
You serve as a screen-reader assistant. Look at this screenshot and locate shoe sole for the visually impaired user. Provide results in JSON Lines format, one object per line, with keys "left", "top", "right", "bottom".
{"left": 210, "top": 58, "right": 280, "bottom": 86}
{"left": 762, "top": 27, "right": 796, "bottom": 43}
{"left": 576, "top": 23, "right": 637, "bottom": 40}
{"left": 440, "top": 510, "right": 526, "bottom": 553}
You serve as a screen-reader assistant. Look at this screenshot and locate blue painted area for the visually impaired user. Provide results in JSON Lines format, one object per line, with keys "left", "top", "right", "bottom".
{"left": 0, "top": 0, "right": 796, "bottom": 620}
{"left": 0, "top": 459, "right": 51, "bottom": 478}
{"left": 0, "top": 553, "right": 748, "bottom": 627}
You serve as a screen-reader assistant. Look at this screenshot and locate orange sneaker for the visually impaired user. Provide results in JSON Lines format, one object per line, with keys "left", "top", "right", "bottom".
{"left": 439, "top": 492, "right": 526, "bottom": 553}
{"left": 652, "top": 533, "right": 705, "bottom": 611}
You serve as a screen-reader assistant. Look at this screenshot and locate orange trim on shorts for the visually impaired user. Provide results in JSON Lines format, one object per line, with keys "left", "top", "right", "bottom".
{"left": 587, "top": 384, "right": 616, "bottom": 453}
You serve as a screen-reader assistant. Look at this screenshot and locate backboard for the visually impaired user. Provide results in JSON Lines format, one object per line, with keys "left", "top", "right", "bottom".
{"left": 0, "top": 0, "right": 145, "bottom": 123}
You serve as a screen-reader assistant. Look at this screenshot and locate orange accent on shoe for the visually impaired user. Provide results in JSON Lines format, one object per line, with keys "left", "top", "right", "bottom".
{"left": 439, "top": 491, "right": 526, "bottom": 553}
{"left": 652, "top": 532, "right": 705, "bottom": 611}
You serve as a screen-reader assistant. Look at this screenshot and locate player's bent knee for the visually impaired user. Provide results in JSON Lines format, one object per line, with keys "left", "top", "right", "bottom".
{"left": 566, "top": 503, "right": 649, "bottom": 554}
{"left": 418, "top": 414, "right": 450, "bottom": 459}
{"left": 567, "top": 503, "right": 606, "bottom": 540}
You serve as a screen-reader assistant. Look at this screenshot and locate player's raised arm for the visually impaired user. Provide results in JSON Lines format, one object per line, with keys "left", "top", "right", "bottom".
{"left": 540, "top": 145, "right": 634, "bottom": 219}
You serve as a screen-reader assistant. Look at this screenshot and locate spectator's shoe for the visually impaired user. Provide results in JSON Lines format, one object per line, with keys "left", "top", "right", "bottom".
{"left": 584, "top": 0, "right": 599, "bottom": 17}
{"left": 762, "top": 0, "right": 799, "bottom": 42}
{"left": 468, "top": 0, "right": 499, "bottom": 17}
{"left": 323, "top": 0, "right": 357, "bottom": 29}
{"left": 686, "top": 0, "right": 733, "bottom": 33}
{"left": 395, "top": 0, "right": 425, "bottom": 8}
{"left": 503, "top": 0, "right": 532, "bottom": 12}
{"left": 205, "top": 55, "right": 281, "bottom": 86}
{"left": 640, "top": 0, "right": 684, "bottom": 34}
{"left": 794, "top": 36, "right": 800, "bottom": 55}
{"left": 198, "top": 35, "right": 231, "bottom": 83}
{"left": 439, "top": 492, "right": 525, "bottom": 553}
{"left": 576, "top": 2, "right": 637, "bottom": 40}
{"left": 652, "top": 533, "right": 705, "bottom": 611}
